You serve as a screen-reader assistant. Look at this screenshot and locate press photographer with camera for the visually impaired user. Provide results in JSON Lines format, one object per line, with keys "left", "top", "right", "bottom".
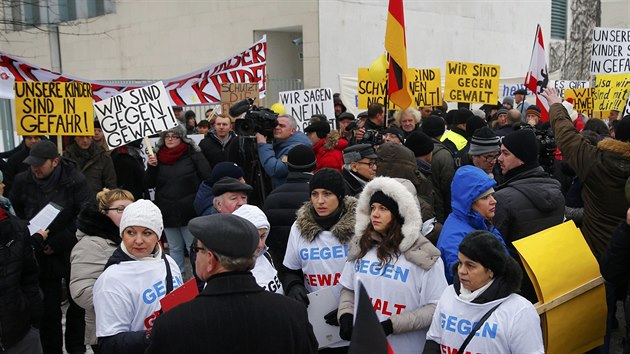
{"left": 352, "top": 103, "right": 386, "bottom": 145}
{"left": 255, "top": 114, "right": 311, "bottom": 189}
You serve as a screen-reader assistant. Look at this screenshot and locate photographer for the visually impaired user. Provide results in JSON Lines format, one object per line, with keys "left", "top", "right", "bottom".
{"left": 256, "top": 114, "right": 311, "bottom": 189}
{"left": 354, "top": 103, "right": 386, "bottom": 144}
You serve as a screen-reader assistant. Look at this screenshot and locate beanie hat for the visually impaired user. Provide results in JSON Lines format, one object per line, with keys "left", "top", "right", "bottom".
{"left": 287, "top": 144, "right": 316, "bottom": 172}
{"left": 497, "top": 108, "right": 509, "bottom": 116}
{"left": 459, "top": 230, "right": 509, "bottom": 277}
{"left": 309, "top": 168, "right": 346, "bottom": 201}
{"left": 452, "top": 109, "right": 474, "bottom": 126}
{"left": 119, "top": 199, "right": 164, "bottom": 236}
{"left": 404, "top": 131, "right": 434, "bottom": 157}
{"left": 210, "top": 162, "right": 244, "bottom": 184}
{"left": 469, "top": 127, "right": 500, "bottom": 156}
{"left": 188, "top": 214, "right": 258, "bottom": 258}
{"left": 422, "top": 115, "right": 446, "bottom": 138}
{"left": 466, "top": 115, "right": 487, "bottom": 138}
{"left": 370, "top": 191, "right": 403, "bottom": 224}
{"left": 616, "top": 115, "right": 630, "bottom": 142}
{"left": 526, "top": 105, "right": 542, "bottom": 118}
{"left": 94, "top": 120, "right": 101, "bottom": 129}
{"left": 158, "top": 124, "right": 196, "bottom": 149}
{"left": 382, "top": 125, "right": 404, "bottom": 142}
{"left": 232, "top": 204, "right": 270, "bottom": 239}
{"left": 304, "top": 120, "right": 331, "bottom": 139}
{"left": 501, "top": 129, "right": 539, "bottom": 164}
{"left": 502, "top": 96, "right": 514, "bottom": 107}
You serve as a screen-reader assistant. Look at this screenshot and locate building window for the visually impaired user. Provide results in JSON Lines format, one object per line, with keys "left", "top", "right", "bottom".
{"left": 551, "top": 0, "right": 567, "bottom": 39}
{"left": 3, "top": 0, "right": 114, "bottom": 31}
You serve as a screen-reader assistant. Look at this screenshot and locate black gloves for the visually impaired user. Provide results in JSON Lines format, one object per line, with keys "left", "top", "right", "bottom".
{"left": 381, "top": 319, "right": 393, "bottom": 336}
{"left": 286, "top": 284, "right": 310, "bottom": 306}
{"left": 324, "top": 309, "right": 339, "bottom": 326}
{"left": 339, "top": 314, "right": 354, "bottom": 340}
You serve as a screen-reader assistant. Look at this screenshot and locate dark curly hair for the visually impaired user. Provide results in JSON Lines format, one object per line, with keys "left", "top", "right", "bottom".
{"left": 357, "top": 216, "right": 404, "bottom": 264}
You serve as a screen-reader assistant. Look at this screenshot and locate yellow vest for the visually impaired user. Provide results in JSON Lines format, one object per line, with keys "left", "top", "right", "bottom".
{"left": 440, "top": 130, "right": 468, "bottom": 151}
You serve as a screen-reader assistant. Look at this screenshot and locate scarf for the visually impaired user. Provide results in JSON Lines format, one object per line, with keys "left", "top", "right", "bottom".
{"left": 72, "top": 143, "right": 98, "bottom": 169}
{"left": 120, "top": 240, "right": 163, "bottom": 261}
{"left": 458, "top": 279, "right": 495, "bottom": 301}
{"left": 157, "top": 143, "right": 188, "bottom": 165}
{"left": 34, "top": 162, "right": 64, "bottom": 194}
{"left": 311, "top": 204, "right": 344, "bottom": 231}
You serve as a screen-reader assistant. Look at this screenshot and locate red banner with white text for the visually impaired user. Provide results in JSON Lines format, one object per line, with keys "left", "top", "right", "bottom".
{"left": 0, "top": 36, "right": 266, "bottom": 106}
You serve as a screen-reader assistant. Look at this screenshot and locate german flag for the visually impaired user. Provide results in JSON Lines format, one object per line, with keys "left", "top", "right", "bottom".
{"left": 385, "top": 0, "right": 412, "bottom": 110}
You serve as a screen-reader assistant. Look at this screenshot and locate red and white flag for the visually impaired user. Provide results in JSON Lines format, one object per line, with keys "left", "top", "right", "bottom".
{"left": 525, "top": 25, "right": 550, "bottom": 122}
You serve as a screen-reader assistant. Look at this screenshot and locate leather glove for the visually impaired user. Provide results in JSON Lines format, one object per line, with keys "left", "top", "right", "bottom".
{"left": 381, "top": 319, "right": 393, "bottom": 336}
{"left": 339, "top": 313, "right": 354, "bottom": 341}
{"left": 324, "top": 308, "right": 339, "bottom": 326}
{"left": 287, "top": 284, "right": 310, "bottom": 306}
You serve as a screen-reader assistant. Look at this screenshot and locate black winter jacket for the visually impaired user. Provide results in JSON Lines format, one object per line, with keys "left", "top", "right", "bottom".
{"left": 9, "top": 158, "right": 95, "bottom": 279}
{"left": 263, "top": 171, "right": 312, "bottom": 268}
{"left": 110, "top": 145, "right": 147, "bottom": 200}
{"left": 199, "top": 131, "right": 236, "bottom": 168}
{"left": 3, "top": 145, "right": 30, "bottom": 194}
{"left": 145, "top": 146, "right": 212, "bottom": 227}
{"left": 0, "top": 210, "right": 43, "bottom": 350}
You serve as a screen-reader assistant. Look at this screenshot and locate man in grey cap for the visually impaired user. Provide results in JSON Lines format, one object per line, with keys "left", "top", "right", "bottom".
{"left": 146, "top": 214, "right": 318, "bottom": 354}
{"left": 468, "top": 127, "right": 501, "bottom": 180}
{"left": 10, "top": 140, "right": 94, "bottom": 354}
{"left": 212, "top": 176, "right": 253, "bottom": 214}
{"left": 341, "top": 143, "right": 378, "bottom": 196}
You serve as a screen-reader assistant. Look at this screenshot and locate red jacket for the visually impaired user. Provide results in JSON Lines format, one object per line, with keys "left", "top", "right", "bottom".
{"left": 312, "top": 131, "right": 348, "bottom": 172}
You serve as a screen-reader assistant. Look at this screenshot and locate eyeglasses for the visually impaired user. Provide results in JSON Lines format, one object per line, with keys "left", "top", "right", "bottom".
{"left": 104, "top": 206, "right": 126, "bottom": 213}
{"left": 479, "top": 153, "right": 500, "bottom": 162}
{"left": 190, "top": 244, "right": 208, "bottom": 254}
{"left": 164, "top": 135, "right": 180, "bottom": 141}
{"left": 355, "top": 161, "right": 377, "bottom": 169}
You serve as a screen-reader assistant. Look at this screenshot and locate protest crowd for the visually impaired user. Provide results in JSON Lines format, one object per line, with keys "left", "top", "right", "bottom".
{"left": 2, "top": 82, "right": 630, "bottom": 354}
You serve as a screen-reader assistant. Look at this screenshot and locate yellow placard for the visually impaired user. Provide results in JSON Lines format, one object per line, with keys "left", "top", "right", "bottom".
{"left": 357, "top": 68, "right": 442, "bottom": 109}
{"left": 15, "top": 82, "right": 94, "bottom": 136}
{"left": 444, "top": 61, "right": 500, "bottom": 104}
{"left": 513, "top": 221, "right": 606, "bottom": 354}
{"left": 565, "top": 88, "right": 594, "bottom": 117}
{"left": 593, "top": 73, "right": 630, "bottom": 112}
{"left": 220, "top": 83, "right": 259, "bottom": 117}
{"left": 408, "top": 68, "right": 441, "bottom": 107}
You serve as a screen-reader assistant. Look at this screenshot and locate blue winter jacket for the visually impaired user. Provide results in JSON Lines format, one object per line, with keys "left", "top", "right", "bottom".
{"left": 257, "top": 132, "right": 312, "bottom": 189}
{"left": 437, "top": 165, "right": 507, "bottom": 283}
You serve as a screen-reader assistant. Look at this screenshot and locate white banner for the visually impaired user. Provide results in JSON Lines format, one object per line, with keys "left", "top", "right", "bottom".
{"left": 0, "top": 67, "right": 15, "bottom": 99}
{"left": 279, "top": 88, "right": 335, "bottom": 131}
{"left": 591, "top": 27, "right": 630, "bottom": 74}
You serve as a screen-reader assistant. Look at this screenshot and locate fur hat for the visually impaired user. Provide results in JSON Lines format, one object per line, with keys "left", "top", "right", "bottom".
{"left": 421, "top": 115, "right": 446, "bottom": 138}
{"left": 310, "top": 168, "right": 346, "bottom": 201}
{"left": 356, "top": 177, "right": 422, "bottom": 253}
{"left": 404, "top": 131, "right": 434, "bottom": 157}
{"left": 188, "top": 214, "right": 258, "bottom": 258}
{"left": 119, "top": 200, "right": 164, "bottom": 236}
{"left": 459, "top": 230, "right": 515, "bottom": 279}
{"left": 501, "top": 129, "right": 539, "bottom": 165}
{"left": 157, "top": 124, "right": 199, "bottom": 151}
{"left": 287, "top": 144, "right": 316, "bottom": 172}
{"left": 469, "top": 127, "right": 500, "bottom": 156}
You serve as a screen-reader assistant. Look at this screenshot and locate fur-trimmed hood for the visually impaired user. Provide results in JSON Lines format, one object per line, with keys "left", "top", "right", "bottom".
{"left": 323, "top": 130, "right": 347, "bottom": 151}
{"left": 295, "top": 196, "right": 357, "bottom": 243}
{"left": 598, "top": 138, "right": 630, "bottom": 158}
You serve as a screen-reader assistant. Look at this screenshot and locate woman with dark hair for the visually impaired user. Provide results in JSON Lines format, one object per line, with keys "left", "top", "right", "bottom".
{"left": 424, "top": 231, "right": 543, "bottom": 354}
{"left": 282, "top": 168, "right": 357, "bottom": 352}
{"left": 337, "top": 177, "right": 447, "bottom": 353}
{"left": 146, "top": 124, "right": 211, "bottom": 277}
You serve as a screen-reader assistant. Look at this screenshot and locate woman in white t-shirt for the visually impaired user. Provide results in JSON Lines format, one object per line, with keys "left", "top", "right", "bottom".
{"left": 93, "top": 200, "right": 182, "bottom": 354}
{"left": 282, "top": 168, "right": 357, "bottom": 353}
{"left": 338, "top": 177, "right": 447, "bottom": 354}
{"left": 424, "top": 230, "right": 544, "bottom": 354}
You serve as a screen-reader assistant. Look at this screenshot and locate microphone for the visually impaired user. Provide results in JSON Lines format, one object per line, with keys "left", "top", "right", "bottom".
{"left": 229, "top": 98, "right": 254, "bottom": 117}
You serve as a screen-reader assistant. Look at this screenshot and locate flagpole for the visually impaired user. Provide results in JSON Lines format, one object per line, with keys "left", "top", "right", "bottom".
{"left": 525, "top": 25, "right": 539, "bottom": 91}
{"left": 384, "top": 52, "right": 390, "bottom": 128}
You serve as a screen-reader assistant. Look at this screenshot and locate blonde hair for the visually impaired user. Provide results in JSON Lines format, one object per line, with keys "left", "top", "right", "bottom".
{"left": 96, "top": 188, "right": 135, "bottom": 213}
{"left": 393, "top": 108, "right": 421, "bottom": 126}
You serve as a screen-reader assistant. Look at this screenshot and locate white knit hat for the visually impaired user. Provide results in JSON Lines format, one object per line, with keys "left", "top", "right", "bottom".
{"left": 232, "top": 204, "right": 270, "bottom": 238}
{"left": 119, "top": 199, "right": 164, "bottom": 236}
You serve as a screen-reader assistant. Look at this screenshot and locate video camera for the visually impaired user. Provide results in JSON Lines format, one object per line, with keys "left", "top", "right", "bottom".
{"left": 345, "top": 121, "right": 384, "bottom": 146}
{"left": 229, "top": 99, "right": 278, "bottom": 138}
{"left": 517, "top": 124, "right": 557, "bottom": 173}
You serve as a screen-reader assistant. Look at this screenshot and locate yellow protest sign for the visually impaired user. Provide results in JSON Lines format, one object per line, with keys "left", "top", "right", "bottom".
{"left": 513, "top": 221, "right": 606, "bottom": 354}
{"left": 408, "top": 68, "right": 441, "bottom": 107}
{"left": 444, "top": 61, "right": 500, "bottom": 104}
{"left": 15, "top": 82, "right": 94, "bottom": 136}
{"left": 593, "top": 73, "right": 630, "bottom": 111}
{"left": 220, "top": 83, "right": 259, "bottom": 117}
{"left": 357, "top": 68, "right": 442, "bottom": 109}
{"left": 565, "top": 88, "right": 594, "bottom": 117}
